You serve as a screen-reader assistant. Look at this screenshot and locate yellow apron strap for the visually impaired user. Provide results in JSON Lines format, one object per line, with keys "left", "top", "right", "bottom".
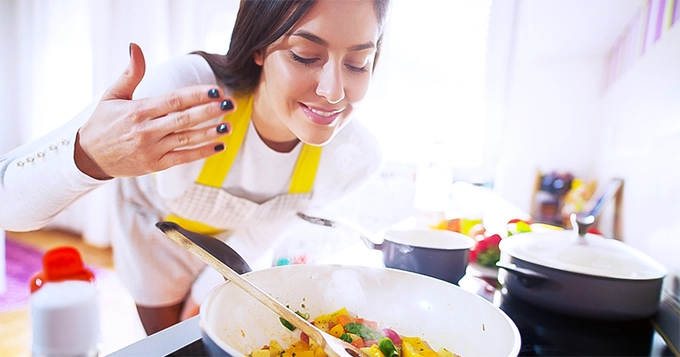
{"left": 196, "top": 95, "right": 253, "bottom": 187}
{"left": 289, "top": 144, "right": 322, "bottom": 194}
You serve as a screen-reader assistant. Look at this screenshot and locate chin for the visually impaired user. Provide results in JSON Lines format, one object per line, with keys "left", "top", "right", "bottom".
{"left": 299, "top": 129, "right": 338, "bottom": 147}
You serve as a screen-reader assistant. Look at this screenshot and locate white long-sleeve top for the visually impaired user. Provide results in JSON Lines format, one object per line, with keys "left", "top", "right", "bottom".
{"left": 0, "top": 101, "right": 104, "bottom": 231}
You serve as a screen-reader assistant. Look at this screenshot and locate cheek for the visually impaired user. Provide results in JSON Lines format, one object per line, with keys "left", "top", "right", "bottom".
{"left": 269, "top": 58, "right": 313, "bottom": 99}
{"left": 346, "top": 75, "right": 372, "bottom": 104}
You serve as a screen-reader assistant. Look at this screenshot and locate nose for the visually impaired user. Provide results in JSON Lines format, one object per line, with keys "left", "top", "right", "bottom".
{"left": 316, "top": 61, "right": 345, "bottom": 105}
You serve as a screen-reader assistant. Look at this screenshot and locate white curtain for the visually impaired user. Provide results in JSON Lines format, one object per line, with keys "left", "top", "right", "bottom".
{"left": 0, "top": 0, "right": 493, "bottom": 245}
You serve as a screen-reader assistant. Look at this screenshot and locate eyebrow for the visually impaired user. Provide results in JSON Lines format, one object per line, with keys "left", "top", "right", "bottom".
{"left": 291, "top": 30, "right": 376, "bottom": 52}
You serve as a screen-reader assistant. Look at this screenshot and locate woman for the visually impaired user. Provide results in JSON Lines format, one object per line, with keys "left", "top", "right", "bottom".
{"left": 0, "top": 0, "right": 389, "bottom": 334}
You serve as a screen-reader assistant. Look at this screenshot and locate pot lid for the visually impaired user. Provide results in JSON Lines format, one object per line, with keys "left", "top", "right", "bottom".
{"left": 499, "top": 230, "right": 667, "bottom": 280}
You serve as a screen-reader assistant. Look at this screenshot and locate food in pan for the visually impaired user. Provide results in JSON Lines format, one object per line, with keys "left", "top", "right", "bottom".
{"left": 249, "top": 307, "right": 460, "bottom": 357}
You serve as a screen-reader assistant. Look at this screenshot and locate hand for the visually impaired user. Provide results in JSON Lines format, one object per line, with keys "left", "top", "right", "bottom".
{"left": 74, "top": 43, "right": 234, "bottom": 180}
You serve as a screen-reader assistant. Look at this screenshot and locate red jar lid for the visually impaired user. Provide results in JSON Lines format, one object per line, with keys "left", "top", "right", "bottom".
{"left": 30, "top": 246, "right": 95, "bottom": 293}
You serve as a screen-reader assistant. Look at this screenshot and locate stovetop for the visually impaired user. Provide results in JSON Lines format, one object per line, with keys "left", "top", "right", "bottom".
{"left": 161, "top": 275, "right": 674, "bottom": 357}
{"left": 500, "top": 291, "right": 660, "bottom": 356}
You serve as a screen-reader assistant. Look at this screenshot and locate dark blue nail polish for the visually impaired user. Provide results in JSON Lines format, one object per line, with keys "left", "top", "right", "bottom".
{"left": 220, "top": 100, "right": 234, "bottom": 111}
{"left": 208, "top": 88, "right": 219, "bottom": 98}
{"left": 216, "top": 123, "right": 229, "bottom": 134}
{"left": 214, "top": 143, "right": 225, "bottom": 152}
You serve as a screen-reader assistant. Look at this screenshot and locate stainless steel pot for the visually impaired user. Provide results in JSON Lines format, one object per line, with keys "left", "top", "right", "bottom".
{"left": 497, "top": 229, "right": 667, "bottom": 321}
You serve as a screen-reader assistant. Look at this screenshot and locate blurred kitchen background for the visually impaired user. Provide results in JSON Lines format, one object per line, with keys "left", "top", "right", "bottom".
{"left": 1, "top": 0, "right": 678, "bottom": 325}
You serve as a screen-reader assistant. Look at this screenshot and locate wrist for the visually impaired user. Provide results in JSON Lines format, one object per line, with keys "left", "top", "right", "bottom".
{"left": 74, "top": 131, "right": 113, "bottom": 180}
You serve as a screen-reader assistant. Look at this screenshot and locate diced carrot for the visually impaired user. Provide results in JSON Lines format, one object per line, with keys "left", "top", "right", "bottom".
{"left": 337, "top": 314, "right": 352, "bottom": 326}
{"left": 351, "top": 336, "right": 364, "bottom": 349}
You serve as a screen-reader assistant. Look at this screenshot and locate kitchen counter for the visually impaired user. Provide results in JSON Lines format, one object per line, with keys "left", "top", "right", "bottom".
{"left": 105, "top": 315, "right": 202, "bottom": 357}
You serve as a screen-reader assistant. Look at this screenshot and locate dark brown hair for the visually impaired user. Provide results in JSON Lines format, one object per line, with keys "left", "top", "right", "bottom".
{"left": 193, "top": 0, "right": 390, "bottom": 96}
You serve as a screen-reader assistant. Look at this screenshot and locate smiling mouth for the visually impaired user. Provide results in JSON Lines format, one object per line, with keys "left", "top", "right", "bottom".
{"left": 301, "top": 104, "right": 344, "bottom": 125}
{"left": 308, "top": 106, "right": 343, "bottom": 117}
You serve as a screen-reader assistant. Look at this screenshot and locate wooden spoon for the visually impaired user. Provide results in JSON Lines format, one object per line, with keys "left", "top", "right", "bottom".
{"left": 156, "top": 222, "right": 366, "bottom": 357}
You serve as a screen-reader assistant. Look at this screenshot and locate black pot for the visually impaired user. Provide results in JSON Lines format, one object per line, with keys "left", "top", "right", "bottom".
{"left": 362, "top": 228, "right": 474, "bottom": 285}
{"left": 497, "top": 230, "right": 666, "bottom": 321}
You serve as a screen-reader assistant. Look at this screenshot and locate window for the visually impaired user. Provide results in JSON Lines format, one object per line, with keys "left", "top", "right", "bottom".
{"left": 358, "top": 0, "right": 492, "bottom": 168}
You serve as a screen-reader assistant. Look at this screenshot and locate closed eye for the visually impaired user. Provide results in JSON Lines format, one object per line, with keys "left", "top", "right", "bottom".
{"left": 291, "top": 51, "right": 369, "bottom": 74}
{"left": 290, "top": 52, "right": 317, "bottom": 65}
{"left": 345, "top": 64, "right": 368, "bottom": 73}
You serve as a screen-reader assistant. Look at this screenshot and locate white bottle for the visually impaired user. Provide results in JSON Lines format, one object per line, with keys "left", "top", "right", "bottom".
{"left": 29, "top": 247, "right": 100, "bottom": 357}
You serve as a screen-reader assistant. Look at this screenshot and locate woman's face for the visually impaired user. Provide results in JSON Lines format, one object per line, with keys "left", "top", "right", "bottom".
{"left": 252, "top": 0, "right": 381, "bottom": 149}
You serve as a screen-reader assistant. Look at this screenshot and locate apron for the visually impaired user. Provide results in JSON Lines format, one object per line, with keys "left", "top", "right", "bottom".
{"left": 163, "top": 94, "right": 323, "bottom": 236}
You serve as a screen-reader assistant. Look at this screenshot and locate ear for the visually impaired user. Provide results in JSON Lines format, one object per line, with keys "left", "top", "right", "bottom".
{"left": 253, "top": 49, "right": 264, "bottom": 66}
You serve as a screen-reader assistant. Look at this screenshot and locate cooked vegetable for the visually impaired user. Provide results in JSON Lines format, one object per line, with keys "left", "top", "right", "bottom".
{"left": 382, "top": 328, "right": 402, "bottom": 345}
{"left": 344, "top": 322, "right": 383, "bottom": 341}
{"left": 362, "top": 344, "right": 387, "bottom": 357}
{"left": 402, "top": 337, "right": 439, "bottom": 357}
{"left": 279, "top": 309, "right": 310, "bottom": 331}
{"left": 378, "top": 337, "right": 400, "bottom": 357}
{"left": 250, "top": 308, "right": 459, "bottom": 357}
{"left": 469, "top": 233, "right": 502, "bottom": 267}
{"left": 279, "top": 317, "right": 296, "bottom": 331}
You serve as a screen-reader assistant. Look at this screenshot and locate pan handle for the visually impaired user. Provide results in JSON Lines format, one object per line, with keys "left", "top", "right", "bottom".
{"left": 496, "top": 261, "right": 549, "bottom": 288}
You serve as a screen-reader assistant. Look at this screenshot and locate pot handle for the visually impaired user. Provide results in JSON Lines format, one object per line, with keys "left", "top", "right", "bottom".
{"left": 338, "top": 221, "right": 384, "bottom": 250}
{"left": 496, "top": 262, "right": 549, "bottom": 288}
{"left": 297, "top": 212, "right": 385, "bottom": 250}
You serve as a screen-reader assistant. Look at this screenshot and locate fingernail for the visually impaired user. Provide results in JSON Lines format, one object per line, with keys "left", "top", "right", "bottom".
{"left": 216, "top": 123, "right": 229, "bottom": 134}
{"left": 220, "top": 100, "right": 234, "bottom": 111}
{"left": 208, "top": 88, "right": 219, "bottom": 98}
{"left": 214, "top": 143, "right": 225, "bottom": 152}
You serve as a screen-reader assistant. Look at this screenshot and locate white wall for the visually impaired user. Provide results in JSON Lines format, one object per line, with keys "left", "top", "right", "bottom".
{"left": 492, "top": 2, "right": 680, "bottom": 294}
{"left": 0, "top": 1, "right": 24, "bottom": 154}
{"left": 597, "top": 25, "right": 680, "bottom": 288}
{"left": 490, "top": 1, "right": 605, "bottom": 215}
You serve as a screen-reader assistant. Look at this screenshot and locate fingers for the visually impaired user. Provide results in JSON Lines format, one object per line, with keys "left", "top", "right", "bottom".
{"left": 136, "top": 85, "right": 234, "bottom": 122}
{"left": 141, "top": 90, "right": 235, "bottom": 148}
{"left": 157, "top": 142, "right": 228, "bottom": 171}
{"left": 103, "top": 43, "right": 147, "bottom": 101}
{"left": 156, "top": 120, "right": 232, "bottom": 153}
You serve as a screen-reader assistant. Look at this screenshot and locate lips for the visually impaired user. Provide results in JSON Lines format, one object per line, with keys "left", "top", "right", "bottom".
{"left": 300, "top": 103, "right": 344, "bottom": 126}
